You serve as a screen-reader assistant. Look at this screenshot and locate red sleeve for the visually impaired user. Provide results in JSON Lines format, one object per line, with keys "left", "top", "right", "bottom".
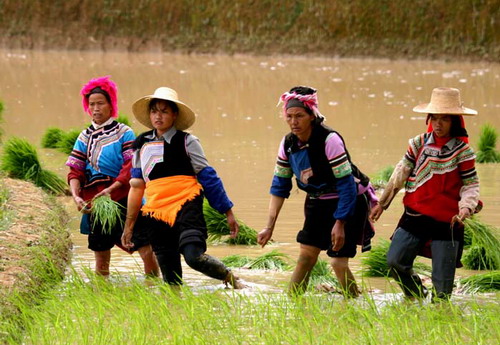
{"left": 115, "top": 159, "right": 132, "bottom": 186}
{"left": 67, "top": 167, "right": 85, "bottom": 185}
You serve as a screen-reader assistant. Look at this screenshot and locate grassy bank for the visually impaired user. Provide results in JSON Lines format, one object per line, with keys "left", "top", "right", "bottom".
{"left": 1, "top": 274, "right": 498, "bottom": 344}
{"left": 0, "top": 178, "right": 72, "bottom": 343}
{"left": 0, "top": 0, "right": 499, "bottom": 61}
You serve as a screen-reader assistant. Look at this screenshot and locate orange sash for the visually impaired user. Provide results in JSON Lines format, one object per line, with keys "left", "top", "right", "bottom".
{"left": 142, "top": 175, "right": 202, "bottom": 226}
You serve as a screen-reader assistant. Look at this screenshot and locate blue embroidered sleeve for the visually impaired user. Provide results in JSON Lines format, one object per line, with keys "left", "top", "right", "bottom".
{"left": 333, "top": 174, "right": 357, "bottom": 220}
{"left": 197, "top": 166, "right": 234, "bottom": 213}
{"left": 270, "top": 175, "right": 292, "bottom": 198}
{"left": 131, "top": 168, "right": 143, "bottom": 179}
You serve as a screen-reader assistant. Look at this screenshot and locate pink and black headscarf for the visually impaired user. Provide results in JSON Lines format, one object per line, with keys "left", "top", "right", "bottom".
{"left": 80, "top": 76, "right": 118, "bottom": 118}
{"left": 278, "top": 86, "right": 325, "bottom": 121}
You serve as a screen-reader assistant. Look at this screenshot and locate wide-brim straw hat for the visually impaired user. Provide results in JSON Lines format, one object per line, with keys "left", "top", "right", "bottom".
{"left": 132, "top": 87, "right": 196, "bottom": 130}
{"left": 413, "top": 87, "right": 477, "bottom": 116}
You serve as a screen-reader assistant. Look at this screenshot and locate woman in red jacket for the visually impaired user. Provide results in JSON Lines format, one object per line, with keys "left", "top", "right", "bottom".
{"left": 370, "top": 87, "right": 480, "bottom": 301}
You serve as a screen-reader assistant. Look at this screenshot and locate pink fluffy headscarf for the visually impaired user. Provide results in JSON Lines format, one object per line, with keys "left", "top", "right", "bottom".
{"left": 80, "top": 76, "right": 118, "bottom": 118}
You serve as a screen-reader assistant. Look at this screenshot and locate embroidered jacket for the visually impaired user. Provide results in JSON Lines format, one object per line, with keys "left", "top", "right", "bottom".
{"left": 131, "top": 126, "right": 233, "bottom": 214}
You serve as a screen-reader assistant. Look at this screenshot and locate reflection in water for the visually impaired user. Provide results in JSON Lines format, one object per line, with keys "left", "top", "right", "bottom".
{"left": 2, "top": 50, "right": 499, "bottom": 294}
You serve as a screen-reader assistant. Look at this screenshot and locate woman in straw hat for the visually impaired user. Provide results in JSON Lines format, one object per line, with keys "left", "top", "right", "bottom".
{"left": 258, "top": 86, "right": 377, "bottom": 297}
{"left": 66, "top": 76, "right": 159, "bottom": 277}
{"left": 121, "top": 87, "right": 244, "bottom": 288}
{"left": 370, "top": 87, "right": 480, "bottom": 301}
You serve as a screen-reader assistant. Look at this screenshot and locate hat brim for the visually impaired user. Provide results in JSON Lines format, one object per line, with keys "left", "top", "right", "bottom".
{"left": 132, "top": 95, "right": 196, "bottom": 130}
{"left": 412, "top": 103, "right": 477, "bottom": 116}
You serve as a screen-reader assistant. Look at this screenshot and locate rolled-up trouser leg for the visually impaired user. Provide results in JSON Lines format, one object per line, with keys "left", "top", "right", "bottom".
{"left": 182, "top": 243, "right": 229, "bottom": 281}
{"left": 386, "top": 228, "right": 427, "bottom": 298}
{"left": 431, "top": 240, "right": 459, "bottom": 299}
{"left": 155, "top": 250, "right": 183, "bottom": 285}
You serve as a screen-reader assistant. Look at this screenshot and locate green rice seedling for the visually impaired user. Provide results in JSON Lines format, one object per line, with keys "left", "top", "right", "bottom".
{"left": 91, "top": 196, "right": 124, "bottom": 235}
{"left": 0, "top": 137, "right": 67, "bottom": 195}
{"left": 370, "top": 165, "right": 394, "bottom": 189}
{"left": 221, "top": 254, "right": 253, "bottom": 268}
{"left": 41, "top": 127, "right": 64, "bottom": 148}
{"left": 203, "top": 199, "right": 258, "bottom": 245}
{"left": 459, "top": 271, "right": 500, "bottom": 293}
{"left": 117, "top": 113, "right": 132, "bottom": 127}
{"left": 1, "top": 137, "right": 41, "bottom": 179}
{"left": 56, "top": 129, "right": 80, "bottom": 154}
{"left": 462, "top": 217, "right": 500, "bottom": 270}
{"left": 244, "top": 250, "right": 292, "bottom": 270}
{"left": 361, "top": 239, "right": 431, "bottom": 277}
{"left": 475, "top": 123, "right": 500, "bottom": 163}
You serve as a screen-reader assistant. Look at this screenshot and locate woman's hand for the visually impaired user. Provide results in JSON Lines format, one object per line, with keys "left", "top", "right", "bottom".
{"left": 369, "top": 203, "right": 384, "bottom": 222}
{"left": 257, "top": 227, "right": 273, "bottom": 247}
{"left": 331, "top": 220, "right": 345, "bottom": 252}
{"left": 73, "top": 196, "right": 90, "bottom": 214}
{"left": 451, "top": 207, "right": 472, "bottom": 227}
{"left": 121, "top": 226, "right": 134, "bottom": 250}
{"left": 226, "top": 209, "right": 240, "bottom": 239}
{"left": 93, "top": 187, "right": 111, "bottom": 199}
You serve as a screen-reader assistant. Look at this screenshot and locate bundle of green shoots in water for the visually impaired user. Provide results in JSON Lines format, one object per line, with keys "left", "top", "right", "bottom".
{"left": 90, "top": 196, "right": 124, "bottom": 235}
{"left": 462, "top": 217, "right": 500, "bottom": 270}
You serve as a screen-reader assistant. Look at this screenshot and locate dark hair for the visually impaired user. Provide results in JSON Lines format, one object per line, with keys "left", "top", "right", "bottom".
{"left": 149, "top": 99, "right": 179, "bottom": 114}
{"left": 86, "top": 86, "right": 111, "bottom": 104}
{"left": 289, "top": 86, "right": 316, "bottom": 96}
{"left": 426, "top": 114, "right": 468, "bottom": 138}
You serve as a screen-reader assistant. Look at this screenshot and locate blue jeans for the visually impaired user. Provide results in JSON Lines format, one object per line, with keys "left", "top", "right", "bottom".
{"left": 387, "top": 227, "right": 459, "bottom": 299}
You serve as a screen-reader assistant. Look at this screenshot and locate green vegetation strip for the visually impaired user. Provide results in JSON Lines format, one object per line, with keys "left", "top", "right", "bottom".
{"left": 1, "top": 272, "right": 498, "bottom": 345}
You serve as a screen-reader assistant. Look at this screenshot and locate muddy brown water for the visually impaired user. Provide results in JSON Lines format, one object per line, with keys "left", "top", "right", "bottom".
{"left": 1, "top": 50, "right": 499, "bottom": 293}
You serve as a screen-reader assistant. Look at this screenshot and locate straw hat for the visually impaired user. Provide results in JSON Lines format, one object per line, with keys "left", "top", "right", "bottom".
{"left": 132, "top": 87, "right": 196, "bottom": 130}
{"left": 413, "top": 87, "right": 477, "bottom": 116}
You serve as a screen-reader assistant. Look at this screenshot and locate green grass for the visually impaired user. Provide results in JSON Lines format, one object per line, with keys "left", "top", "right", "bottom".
{"left": 462, "top": 217, "right": 500, "bottom": 270}
{"left": 203, "top": 199, "right": 258, "bottom": 245}
{"left": 56, "top": 129, "right": 80, "bottom": 154}
{"left": 1, "top": 271, "right": 498, "bottom": 345}
{"left": 40, "top": 127, "right": 64, "bottom": 149}
{"left": 0, "top": 137, "right": 67, "bottom": 195}
{"left": 116, "top": 113, "right": 131, "bottom": 127}
{"left": 370, "top": 165, "right": 394, "bottom": 189}
{"left": 361, "top": 239, "right": 431, "bottom": 277}
{"left": 0, "top": 180, "right": 10, "bottom": 231}
{"left": 459, "top": 271, "right": 500, "bottom": 293}
{"left": 476, "top": 123, "right": 500, "bottom": 163}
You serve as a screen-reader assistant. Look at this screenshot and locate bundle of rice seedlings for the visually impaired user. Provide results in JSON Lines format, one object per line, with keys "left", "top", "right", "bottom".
{"left": 370, "top": 165, "right": 394, "bottom": 189}
{"left": 475, "top": 123, "right": 500, "bottom": 163}
{"left": 221, "top": 254, "right": 252, "bottom": 268}
{"left": 91, "top": 196, "right": 124, "bottom": 235}
{"left": 56, "top": 129, "right": 80, "bottom": 154}
{"left": 361, "top": 239, "right": 431, "bottom": 277}
{"left": 0, "top": 137, "right": 67, "bottom": 195}
{"left": 462, "top": 217, "right": 500, "bottom": 270}
{"left": 41, "top": 127, "right": 64, "bottom": 148}
{"left": 244, "top": 250, "right": 292, "bottom": 270}
{"left": 459, "top": 271, "right": 500, "bottom": 293}
{"left": 117, "top": 113, "right": 132, "bottom": 127}
{"left": 203, "top": 199, "right": 258, "bottom": 245}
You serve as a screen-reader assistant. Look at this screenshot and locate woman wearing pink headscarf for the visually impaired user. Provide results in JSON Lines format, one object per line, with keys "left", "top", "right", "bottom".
{"left": 66, "top": 76, "right": 158, "bottom": 277}
{"left": 259, "top": 86, "right": 376, "bottom": 297}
